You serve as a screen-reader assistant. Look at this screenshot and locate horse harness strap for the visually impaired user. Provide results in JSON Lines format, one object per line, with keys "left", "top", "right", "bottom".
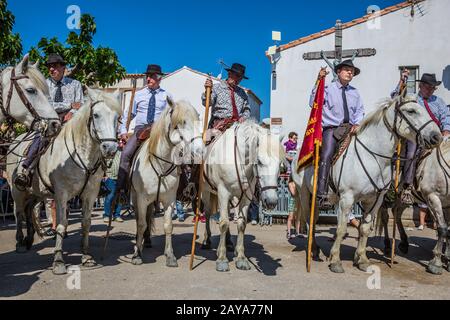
{"left": 149, "top": 153, "right": 178, "bottom": 207}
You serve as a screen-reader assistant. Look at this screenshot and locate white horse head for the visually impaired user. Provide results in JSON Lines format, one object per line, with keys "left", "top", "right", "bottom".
{"left": 148, "top": 97, "right": 203, "bottom": 164}
{"left": 70, "top": 87, "right": 121, "bottom": 159}
{"left": 360, "top": 95, "right": 442, "bottom": 149}
{"left": 241, "top": 122, "right": 282, "bottom": 210}
{"left": 1, "top": 54, "right": 61, "bottom": 136}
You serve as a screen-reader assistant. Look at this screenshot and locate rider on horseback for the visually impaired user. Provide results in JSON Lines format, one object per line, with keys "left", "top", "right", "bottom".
{"left": 14, "top": 53, "right": 83, "bottom": 189}
{"left": 203, "top": 63, "right": 251, "bottom": 138}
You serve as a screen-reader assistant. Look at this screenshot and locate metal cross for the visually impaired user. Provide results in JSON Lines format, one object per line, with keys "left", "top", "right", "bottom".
{"left": 303, "top": 20, "right": 377, "bottom": 80}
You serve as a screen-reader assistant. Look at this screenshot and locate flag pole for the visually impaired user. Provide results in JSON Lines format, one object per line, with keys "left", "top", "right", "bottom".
{"left": 307, "top": 139, "right": 320, "bottom": 273}
{"left": 189, "top": 79, "right": 212, "bottom": 271}
{"left": 391, "top": 74, "right": 408, "bottom": 267}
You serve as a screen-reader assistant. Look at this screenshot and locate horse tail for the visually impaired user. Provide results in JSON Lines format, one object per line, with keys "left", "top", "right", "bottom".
{"left": 28, "top": 200, "right": 44, "bottom": 239}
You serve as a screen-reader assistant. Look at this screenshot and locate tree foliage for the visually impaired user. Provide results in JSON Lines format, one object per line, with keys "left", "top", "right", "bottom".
{"left": 29, "top": 14, "right": 126, "bottom": 87}
{"left": 0, "top": 0, "right": 23, "bottom": 67}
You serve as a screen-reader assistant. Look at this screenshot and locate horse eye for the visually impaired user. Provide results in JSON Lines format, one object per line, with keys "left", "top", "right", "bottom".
{"left": 26, "top": 88, "right": 37, "bottom": 94}
{"left": 93, "top": 113, "right": 99, "bottom": 119}
{"left": 406, "top": 109, "right": 416, "bottom": 114}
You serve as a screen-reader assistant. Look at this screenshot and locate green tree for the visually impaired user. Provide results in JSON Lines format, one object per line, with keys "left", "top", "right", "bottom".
{"left": 0, "top": 0, "right": 23, "bottom": 67}
{"left": 29, "top": 14, "right": 126, "bottom": 87}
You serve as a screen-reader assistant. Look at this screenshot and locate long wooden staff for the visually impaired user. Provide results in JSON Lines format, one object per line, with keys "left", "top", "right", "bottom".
{"left": 189, "top": 79, "right": 212, "bottom": 271}
{"left": 307, "top": 140, "right": 321, "bottom": 273}
{"left": 391, "top": 73, "right": 408, "bottom": 266}
{"left": 102, "top": 79, "right": 138, "bottom": 260}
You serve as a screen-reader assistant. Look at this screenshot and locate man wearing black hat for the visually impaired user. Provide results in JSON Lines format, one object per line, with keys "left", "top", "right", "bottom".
{"left": 392, "top": 71, "right": 450, "bottom": 206}
{"left": 203, "top": 63, "right": 251, "bottom": 132}
{"left": 312, "top": 60, "right": 365, "bottom": 210}
{"left": 15, "top": 53, "right": 83, "bottom": 190}
{"left": 115, "top": 64, "right": 171, "bottom": 194}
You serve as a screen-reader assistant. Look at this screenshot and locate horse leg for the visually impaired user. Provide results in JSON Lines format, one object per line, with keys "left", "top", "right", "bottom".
{"left": 226, "top": 228, "right": 234, "bottom": 252}
{"left": 329, "top": 195, "right": 354, "bottom": 274}
{"left": 381, "top": 207, "right": 391, "bottom": 257}
{"left": 24, "top": 201, "right": 38, "bottom": 251}
{"left": 354, "top": 209, "right": 375, "bottom": 272}
{"left": 52, "top": 198, "right": 68, "bottom": 275}
{"left": 235, "top": 203, "right": 251, "bottom": 271}
{"left": 15, "top": 206, "right": 27, "bottom": 254}
{"left": 396, "top": 203, "right": 410, "bottom": 255}
{"left": 216, "top": 188, "right": 231, "bottom": 272}
{"left": 80, "top": 191, "right": 97, "bottom": 268}
{"left": 201, "top": 192, "right": 213, "bottom": 250}
{"left": 132, "top": 197, "right": 148, "bottom": 266}
{"left": 144, "top": 205, "right": 154, "bottom": 249}
{"left": 163, "top": 199, "right": 178, "bottom": 268}
{"left": 426, "top": 194, "right": 446, "bottom": 275}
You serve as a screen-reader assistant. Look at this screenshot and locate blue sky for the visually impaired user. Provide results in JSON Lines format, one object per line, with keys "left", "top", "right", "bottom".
{"left": 9, "top": 0, "right": 401, "bottom": 120}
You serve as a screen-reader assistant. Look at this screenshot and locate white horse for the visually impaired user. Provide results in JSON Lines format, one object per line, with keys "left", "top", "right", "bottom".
{"left": 6, "top": 88, "right": 121, "bottom": 275}
{"left": 379, "top": 141, "right": 450, "bottom": 275}
{"left": 130, "top": 99, "right": 203, "bottom": 267}
{"left": 1, "top": 55, "right": 61, "bottom": 136}
{"left": 292, "top": 95, "right": 442, "bottom": 273}
{"left": 201, "top": 121, "right": 282, "bottom": 272}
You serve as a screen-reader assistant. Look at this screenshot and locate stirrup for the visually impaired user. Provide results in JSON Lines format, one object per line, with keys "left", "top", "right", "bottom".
{"left": 401, "top": 187, "right": 414, "bottom": 206}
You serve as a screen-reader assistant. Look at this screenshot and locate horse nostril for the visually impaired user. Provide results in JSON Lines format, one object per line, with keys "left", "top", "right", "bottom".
{"left": 431, "top": 133, "right": 442, "bottom": 145}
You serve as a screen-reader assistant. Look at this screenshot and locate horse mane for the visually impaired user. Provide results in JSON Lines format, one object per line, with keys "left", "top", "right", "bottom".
{"left": 60, "top": 90, "right": 121, "bottom": 142}
{"left": 237, "top": 120, "right": 285, "bottom": 159}
{"left": 147, "top": 99, "right": 199, "bottom": 157}
{"left": 358, "top": 98, "right": 392, "bottom": 133}
{"left": 4, "top": 65, "right": 49, "bottom": 96}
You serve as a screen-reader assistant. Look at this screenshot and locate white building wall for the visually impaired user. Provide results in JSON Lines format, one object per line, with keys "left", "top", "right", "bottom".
{"left": 271, "top": 0, "right": 450, "bottom": 140}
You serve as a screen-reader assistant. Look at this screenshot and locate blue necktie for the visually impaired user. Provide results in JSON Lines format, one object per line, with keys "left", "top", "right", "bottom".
{"left": 147, "top": 90, "right": 157, "bottom": 124}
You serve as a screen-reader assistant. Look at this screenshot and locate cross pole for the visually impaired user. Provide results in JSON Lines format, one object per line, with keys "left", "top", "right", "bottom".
{"left": 303, "top": 20, "right": 377, "bottom": 80}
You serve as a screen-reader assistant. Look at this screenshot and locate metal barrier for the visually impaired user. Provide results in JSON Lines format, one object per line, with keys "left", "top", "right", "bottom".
{"left": 259, "top": 175, "right": 363, "bottom": 226}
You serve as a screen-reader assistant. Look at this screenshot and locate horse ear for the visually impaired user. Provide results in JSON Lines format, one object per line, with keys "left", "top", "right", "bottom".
{"left": 85, "top": 86, "right": 99, "bottom": 101}
{"left": 17, "top": 54, "right": 30, "bottom": 74}
{"left": 32, "top": 60, "right": 40, "bottom": 69}
{"left": 167, "top": 95, "right": 175, "bottom": 109}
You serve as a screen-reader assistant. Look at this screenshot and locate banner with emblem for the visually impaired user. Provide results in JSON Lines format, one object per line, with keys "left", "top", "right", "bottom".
{"left": 297, "top": 77, "right": 325, "bottom": 172}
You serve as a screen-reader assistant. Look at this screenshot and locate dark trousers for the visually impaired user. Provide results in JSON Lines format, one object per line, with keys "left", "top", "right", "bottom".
{"left": 318, "top": 127, "right": 338, "bottom": 195}
{"left": 116, "top": 126, "right": 145, "bottom": 192}
{"left": 402, "top": 140, "right": 418, "bottom": 186}
{"left": 23, "top": 134, "right": 43, "bottom": 169}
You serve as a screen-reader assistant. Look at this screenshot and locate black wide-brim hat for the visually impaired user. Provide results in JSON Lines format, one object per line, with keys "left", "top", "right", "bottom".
{"left": 416, "top": 73, "right": 442, "bottom": 87}
{"left": 145, "top": 64, "right": 166, "bottom": 76}
{"left": 46, "top": 53, "right": 67, "bottom": 66}
{"left": 226, "top": 63, "right": 249, "bottom": 80}
{"left": 335, "top": 59, "right": 360, "bottom": 76}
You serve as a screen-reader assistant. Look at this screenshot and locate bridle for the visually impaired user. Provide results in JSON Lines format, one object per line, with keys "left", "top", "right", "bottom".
{"left": 385, "top": 98, "right": 435, "bottom": 147}
{"left": 332, "top": 98, "right": 437, "bottom": 214}
{"left": 87, "top": 100, "right": 119, "bottom": 145}
{"left": 204, "top": 124, "right": 278, "bottom": 209}
{"left": 0, "top": 68, "right": 60, "bottom": 132}
{"left": 148, "top": 109, "right": 203, "bottom": 206}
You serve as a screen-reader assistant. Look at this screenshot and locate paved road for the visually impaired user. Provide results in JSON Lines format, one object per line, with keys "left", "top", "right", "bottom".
{"left": 0, "top": 212, "right": 449, "bottom": 300}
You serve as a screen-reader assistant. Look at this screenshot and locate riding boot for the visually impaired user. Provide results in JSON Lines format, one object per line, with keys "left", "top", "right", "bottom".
{"left": 317, "top": 161, "right": 333, "bottom": 211}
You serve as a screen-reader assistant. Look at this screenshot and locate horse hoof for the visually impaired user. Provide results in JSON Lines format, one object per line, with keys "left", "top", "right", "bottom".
{"left": 236, "top": 258, "right": 251, "bottom": 271}
{"left": 16, "top": 246, "right": 27, "bottom": 254}
{"left": 52, "top": 262, "right": 67, "bottom": 275}
{"left": 201, "top": 242, "right": 212, "bottom": 250}
{"left": 399, "top": 242, "right": 409, "bottom": 255}
{"left": 82, "top": 256, "right": 97, "bottom": 268}
{"left": 357, "top": 263, "right": 370, "bottom": 272}
{"left": 427, "top": 263, "right": 443, "bottom": 275}
{"left": 216, "top": 260, "right": 230, "bottom": 272}
{"left": 446, "top": 264, "right": 450, "bottom": 273}
{"left": 329, "top": 263, "right": 345, "bottom": 274}
{"left": 132, "top": 257, "right": 143, "bottom": 266}
{"left": 166, "top": 256, "right": 178, "bottom": 268}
